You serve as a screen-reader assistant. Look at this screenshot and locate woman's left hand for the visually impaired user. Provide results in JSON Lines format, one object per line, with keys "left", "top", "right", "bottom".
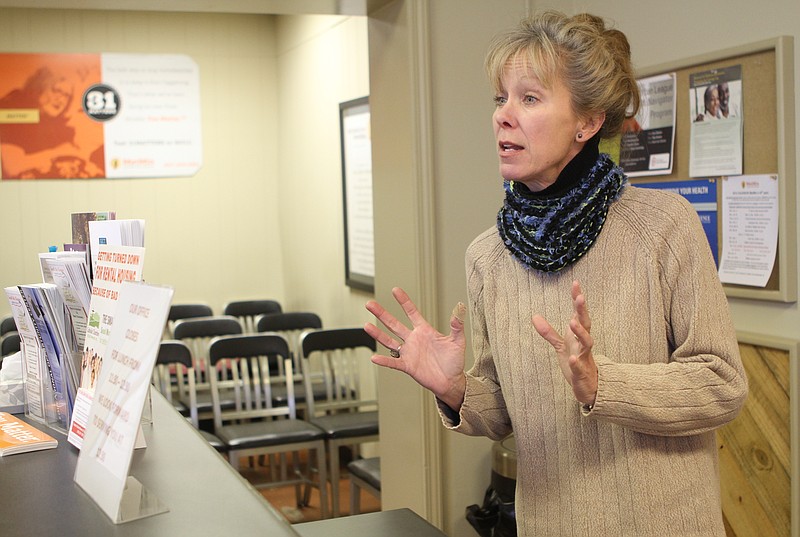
{"left": 532, "top": 280, "right": 598, "bottom": 407}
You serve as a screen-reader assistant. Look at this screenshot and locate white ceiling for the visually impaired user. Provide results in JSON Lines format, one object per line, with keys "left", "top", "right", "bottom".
{"left": 0, "top": 0, "right": 393, "bottom": 16}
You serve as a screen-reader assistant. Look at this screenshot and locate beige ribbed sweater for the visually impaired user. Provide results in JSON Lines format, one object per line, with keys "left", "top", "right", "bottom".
{"left": 443, "top": 185, "right": 748, "bottom": 536}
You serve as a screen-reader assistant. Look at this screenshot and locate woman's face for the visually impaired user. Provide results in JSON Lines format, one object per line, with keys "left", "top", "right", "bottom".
{"left": 39, "top": 77, "right": 72, "bottom": 117}
{"left": 493, "top": 55, "right": 584, "bottom": 191}
{"left": 705, "top": 87, "right": 719, "bottom": 116}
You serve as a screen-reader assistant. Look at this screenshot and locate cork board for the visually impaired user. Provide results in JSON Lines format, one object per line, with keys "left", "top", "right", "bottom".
{"left": 633, "top": 37, "right": 796, "bottom": 302}
{"left": 719, "top": 332, "right": 799, "bottom": 537}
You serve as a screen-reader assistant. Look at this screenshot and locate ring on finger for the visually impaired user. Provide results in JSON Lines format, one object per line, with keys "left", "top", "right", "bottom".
{"left": 389, "top": 344, "right": 402, "bottom": 358}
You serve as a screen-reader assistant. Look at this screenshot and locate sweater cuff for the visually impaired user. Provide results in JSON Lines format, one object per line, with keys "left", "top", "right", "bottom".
{"left": 435, "top": 396, "right": 461, "bottom": 427}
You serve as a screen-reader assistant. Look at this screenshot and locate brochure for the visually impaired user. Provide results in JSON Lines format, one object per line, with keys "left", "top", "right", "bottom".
{"left": 0, "top": 411, "right": 58, "bottom": 456}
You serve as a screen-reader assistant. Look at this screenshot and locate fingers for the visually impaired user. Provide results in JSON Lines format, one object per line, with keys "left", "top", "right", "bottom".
{"left": 571, "top": 280, "right": 591, "bottom": 333}
{"left": 450, "top": 302, "right": 466, "bottom": 336}
{"left": 370, "top": 353, "right": 408, "bottom": 373}
{"left": 569, "top": 318, "right": 593, "bottom": 349}
{"left": 392, "top": 287, "right": 429, "bottom": 329}
{"left": 532, "top": 314, "right": 561, "bottom": 348}
{"left": 365, "top": 294, "right": 412, "bottom": 341}
{"left": 363, "top": 322, "right": 402, "bottom": 354}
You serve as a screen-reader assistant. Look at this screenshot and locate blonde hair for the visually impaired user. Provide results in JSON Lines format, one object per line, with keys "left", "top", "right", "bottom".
{"left": 485, "top": 11, "right": 639, "bottom": 138}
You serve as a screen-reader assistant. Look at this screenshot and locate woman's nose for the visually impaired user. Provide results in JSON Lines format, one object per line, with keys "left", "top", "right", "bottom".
{"left": 494, "top": 103, "right": 516, "bottom": 128}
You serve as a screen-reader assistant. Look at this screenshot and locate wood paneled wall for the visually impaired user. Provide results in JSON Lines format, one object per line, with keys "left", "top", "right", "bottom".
{"left": 718, "top": 332, "right": 799, "bottom": 537}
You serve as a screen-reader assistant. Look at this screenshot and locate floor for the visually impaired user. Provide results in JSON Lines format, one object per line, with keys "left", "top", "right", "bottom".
{"left": 236, "top": 453, "right": 382, "bottom": 524}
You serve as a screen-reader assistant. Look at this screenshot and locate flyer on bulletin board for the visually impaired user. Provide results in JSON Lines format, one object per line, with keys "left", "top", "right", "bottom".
{"left": 0, "top": 53, "right": 202, "bottom": 180}
{"left": 619, "top": 73, "right": 676, "bottom": 177}
{"left": 636, "top": 179, "right": 719, "bottom": 266}
{"left": 718, "top": 174, "right": 779, "bottom": 287}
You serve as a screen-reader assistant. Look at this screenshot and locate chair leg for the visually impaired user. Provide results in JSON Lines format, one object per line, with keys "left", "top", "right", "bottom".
{"left": 317, "top": 444, "right": 329, "bottom": 519}
{"left": 292, "top": 451, "right": 304, "bottom": 507}
{"left": 329, "top": 442, "right": 340, "bottom": 517}
{"left": 349, "top": 479, "right": 361, "bottom": 515}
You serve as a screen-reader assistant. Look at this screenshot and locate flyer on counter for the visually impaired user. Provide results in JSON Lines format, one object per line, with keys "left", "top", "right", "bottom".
{"left": 74, "top": 281, "right": 173, "bottom": 523}
{"left": 67, "top": 244, "right": 145, "bottom": 449}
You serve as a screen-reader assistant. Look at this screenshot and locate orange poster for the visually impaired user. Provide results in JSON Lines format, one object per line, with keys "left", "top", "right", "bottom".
{"left": 0, "top": 53, "right": 105, "bottom": 179}
{"left": 0, "top": 53, "right": 202, "bottom": 180}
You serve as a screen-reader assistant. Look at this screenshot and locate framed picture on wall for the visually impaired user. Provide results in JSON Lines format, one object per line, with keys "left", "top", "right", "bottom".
{"left": 339, "top": 96, "right": 374, "bottom": 292}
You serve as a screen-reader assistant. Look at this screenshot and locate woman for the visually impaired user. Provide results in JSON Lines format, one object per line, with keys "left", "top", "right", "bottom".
{"left": 365, "top": 11, "right": 747, "bottom": 537}
{"left": 696, "top": 84, "right": 720, "bottom": 121}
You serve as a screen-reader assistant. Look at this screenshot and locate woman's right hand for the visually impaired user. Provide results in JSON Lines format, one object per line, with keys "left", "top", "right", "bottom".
{"left": 365, "top": 287, "right": 467, "bottom": 411}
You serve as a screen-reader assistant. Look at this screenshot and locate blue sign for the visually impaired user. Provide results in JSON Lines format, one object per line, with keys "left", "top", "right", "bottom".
{"left": 636, "top": 179, "right": 718, "bottom": 266}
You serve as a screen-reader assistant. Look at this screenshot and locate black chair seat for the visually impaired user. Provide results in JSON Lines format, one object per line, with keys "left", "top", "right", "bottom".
{"left": 309, "top": 411, "right": 379, "bottom": 439}
{"left": 200, "top": 430, "right": 229, "bottom": 453}
{"left": 271, "top": 381, "right": 330, "bottom": 405}
{"left": 193, "top": 389, "right": 237, "bottom": 414}
{"left": 347, "top": 457, "right": 381, "bottom": 490}
{"left": 173, "top": 400, "right": 190, "bottom": 416}
{"left": 216, "top": 418, "right": 325, "bottom": 450}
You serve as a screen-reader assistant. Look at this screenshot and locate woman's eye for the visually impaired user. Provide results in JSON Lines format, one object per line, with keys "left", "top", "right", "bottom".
{"left": 523, "top": 95, "right": 538, "bottom": 104}
{"left": 493, "top": 95, "right": 507, "bottom": 106}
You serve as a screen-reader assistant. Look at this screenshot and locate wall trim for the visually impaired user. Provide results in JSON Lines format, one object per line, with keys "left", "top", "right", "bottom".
{"left": 407, "top": 0, "right": 444, "bottom": 527}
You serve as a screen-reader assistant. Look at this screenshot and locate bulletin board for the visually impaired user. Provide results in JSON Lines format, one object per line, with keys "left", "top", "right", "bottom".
{"left": 633, "top": 37, "right": 796, "bottom": 302}
{"left": 719, "top": 331, "right": 800, "bottom": 537}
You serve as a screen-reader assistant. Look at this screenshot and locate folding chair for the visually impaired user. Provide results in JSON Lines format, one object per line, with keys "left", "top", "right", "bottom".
{"left": 1, "top": 316, "right": 17, "bottom": 337}
{"left": 153, "top": 340, "right": 227, "bottom": 452}
{"left": 1, "top": 332, "right": 21, "bottom": 358}
{"left": 223, "top": 299, "right": 282, "bottom": 334}
{"left": 348, "top": 456, "right": 381, "bottom": 515}
{"left": 208, "top": 333, "right": 329, "bottom": 517}
{"left": 173, "top": 315, "right": 243, "bottom": 421}
{"left": 256, "top": 312, "right": 324, "bottom": 408}
{"left": 164, "top": 303, "right": 214, "bottom": 339}
{"left": 300, "top": 328, "right": 379, "bottom": 516}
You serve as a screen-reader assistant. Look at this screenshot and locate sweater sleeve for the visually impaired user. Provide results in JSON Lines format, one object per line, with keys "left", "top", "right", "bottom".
{"left": 436, "top": 230, "right": 512, "bottom": 440}
{"left": 590, "top": 192, "right": 748, "bottom": 436}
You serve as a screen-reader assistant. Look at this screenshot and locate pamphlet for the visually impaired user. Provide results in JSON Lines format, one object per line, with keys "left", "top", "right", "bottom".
{"left": 74, "top": 281, "right": 174, "bottom": 523}
{"left": 88, "top": 219, "right": 145, "bottom": 278}
{"left": 67, "top": 244, "right": 145, "bottom": 449}
{"left": 0, "top": 411, "right": 58, "bottom": 456}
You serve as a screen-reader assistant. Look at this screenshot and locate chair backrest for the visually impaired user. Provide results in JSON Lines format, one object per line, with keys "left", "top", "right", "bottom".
{"left": 207, "top": 333, "right": 295, "bottom": 430}
{"left": 222, "top": 300, "right": 282, "bottom": 333}
{"left": 256, "top": 312, "right": 322, "bottom": 371}
{"left": 299, "top": 328, "right": 378, "bottom": 417}
{"left": 1, "top": 332, "right": 21, "bottom": 357}
{"left": 173, "top": 315, "right": 243, "bottom": 385}
{"left": 152, "top": 340, "right": 198, "bottom": 425}
{"left": 1, "top": 316, "right": 17, "bottom": 337}
{"left": 165, "top": 303, "right": 214, "bottom": 339}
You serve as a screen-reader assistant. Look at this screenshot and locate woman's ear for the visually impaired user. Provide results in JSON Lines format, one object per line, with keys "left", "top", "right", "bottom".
{"left": 577, "top": 112, "right": 606, "bottom": 141}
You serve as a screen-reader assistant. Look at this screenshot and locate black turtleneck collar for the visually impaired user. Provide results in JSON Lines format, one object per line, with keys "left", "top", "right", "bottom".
{"left": 525, "top": 134, "right": 601, "bottom": 198}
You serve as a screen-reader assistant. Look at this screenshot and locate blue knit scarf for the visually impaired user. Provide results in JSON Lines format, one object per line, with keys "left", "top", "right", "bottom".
{"left": 496, "top": 153, "right": 627, "bottom": 272}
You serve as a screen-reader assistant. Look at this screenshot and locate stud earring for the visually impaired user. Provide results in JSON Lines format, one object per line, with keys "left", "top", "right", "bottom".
{"left": 577, "top": 133, "right": 583, "bottom": 140}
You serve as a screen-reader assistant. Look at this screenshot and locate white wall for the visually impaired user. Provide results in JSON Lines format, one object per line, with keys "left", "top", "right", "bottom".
{"left": 275, "top": 14, "right": 375, "bottom": 328}
{"left": 0, "top": 8, "right": 285, "bottom": 314}
{"left": 0, "top": 8, "right": 374, "bottom": 331}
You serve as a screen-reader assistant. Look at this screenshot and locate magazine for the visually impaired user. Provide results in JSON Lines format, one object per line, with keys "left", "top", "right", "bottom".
{"left": 0, "top": 411, "right": 58, "bottom": 456}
